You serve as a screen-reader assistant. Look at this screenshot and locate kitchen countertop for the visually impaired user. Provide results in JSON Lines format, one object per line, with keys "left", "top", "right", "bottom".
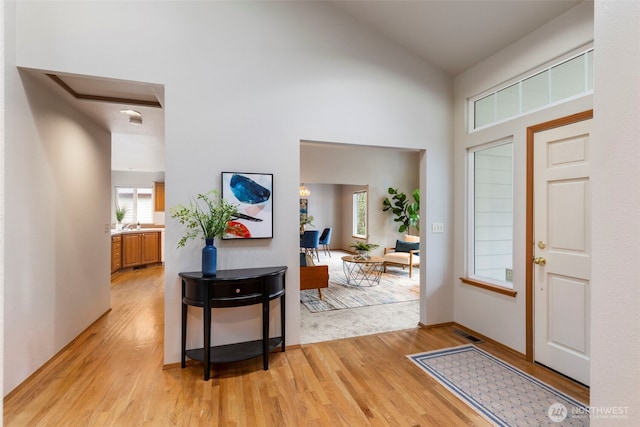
{"left": 111, "top": 227, "right": 165, "bottom": 236}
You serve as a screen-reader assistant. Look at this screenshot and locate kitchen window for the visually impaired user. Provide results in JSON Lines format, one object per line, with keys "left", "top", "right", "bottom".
{"left": 115, "top": 187, "right": 153, "bottom": 225}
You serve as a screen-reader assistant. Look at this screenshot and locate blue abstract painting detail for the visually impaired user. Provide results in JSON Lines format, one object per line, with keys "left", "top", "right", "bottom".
{"left": 222, "top": 172, "right": 273, "bottom": 239}
{"left": 230, "top": 174, "right": 271, "bottom": 204}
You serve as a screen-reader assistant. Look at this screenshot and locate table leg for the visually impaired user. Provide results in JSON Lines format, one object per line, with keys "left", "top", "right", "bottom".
{"left": 262, "top": 299, "right": 269, "bottom": 370}
{"left": 181, "top": 302, "right": 187, "bottom": 368}
{"left": 203, "top": 301, "right": 211, "bottom": 381}
{"left": 343, "top": 260, "right": 383, "bottom": 286}
{"left": 281, "top": 291, "right": 286, "bottom": 352}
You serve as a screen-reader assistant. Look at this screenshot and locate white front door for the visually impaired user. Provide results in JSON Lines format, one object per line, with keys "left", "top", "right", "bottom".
{"left": 533, "top": 118, "right": 592, "bottom": 385}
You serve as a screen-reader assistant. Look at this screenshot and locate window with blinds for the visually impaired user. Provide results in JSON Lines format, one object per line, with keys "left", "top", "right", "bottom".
{"left": 115, "top": 187, "right": 153, "bottom": 224}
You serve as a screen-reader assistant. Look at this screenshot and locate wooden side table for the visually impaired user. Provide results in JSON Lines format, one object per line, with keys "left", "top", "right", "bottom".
{"left": 179, "top": 266, "right": 287, "bottom": 380}
{"left": 341, "top": 255, "right": 385, "bottom": 286}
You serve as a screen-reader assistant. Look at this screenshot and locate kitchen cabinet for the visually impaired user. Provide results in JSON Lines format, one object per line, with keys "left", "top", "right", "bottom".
{"left": 122, "top": 231, "right": 161, "bottom": 268}
{"left": 154, "top": 182, "right": 165, "bottom": 212}
{"left": 111, "top": 235, "right": 122, "bottom": 273}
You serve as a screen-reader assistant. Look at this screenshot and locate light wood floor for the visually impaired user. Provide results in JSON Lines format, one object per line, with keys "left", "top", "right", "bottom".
{"left": 4, "top": 266, "right": 589, "bottom": 426}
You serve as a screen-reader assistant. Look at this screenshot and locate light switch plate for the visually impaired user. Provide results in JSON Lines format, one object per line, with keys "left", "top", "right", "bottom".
{"left": 432, "top": 222, "right": 445, "bottom": 233}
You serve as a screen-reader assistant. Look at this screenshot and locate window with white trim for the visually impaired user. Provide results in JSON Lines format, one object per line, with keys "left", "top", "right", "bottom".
{"left": 470, "top": 47, "right": 593, "bottom": 131}
{"left": 467, "top": 141, "right": 513, "bottom": 287}
{"left": 352, "top": 191, "right": 367, "bottom": 238}
{"left": 115, "top": 187, "right": 153, "bottom": 225}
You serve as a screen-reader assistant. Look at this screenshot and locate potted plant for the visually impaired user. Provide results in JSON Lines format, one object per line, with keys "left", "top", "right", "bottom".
{"left": 300, "top": 214, "right": 315, "bottom": 234}
{"left": 115, "top": 205, "right": 127, "bottom": 230}
{"left": 350, "top": 241, "right": 380, "bottom": 260}
{"left": 170, "top": 189, "right": 239, "bottom": 276}
{"left": 382, "top": 187, "right": 420, "bottom": 235}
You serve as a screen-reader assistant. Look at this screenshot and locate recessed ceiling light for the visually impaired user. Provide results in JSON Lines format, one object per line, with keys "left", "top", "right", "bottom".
{"left": 120, "top": 109, "right": 142, "bottom": 117}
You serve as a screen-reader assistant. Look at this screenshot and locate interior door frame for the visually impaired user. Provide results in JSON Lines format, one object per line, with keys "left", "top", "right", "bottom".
{"left": 525, "top": 109, "right": 593, "bottom": 362}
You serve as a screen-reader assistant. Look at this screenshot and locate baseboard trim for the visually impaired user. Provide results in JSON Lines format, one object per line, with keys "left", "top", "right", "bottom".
{"left": 419, "top": 321, "right": 454, "bottom": 329}
{"left": 416, "top": 321, "right": 525, "bottom": 360}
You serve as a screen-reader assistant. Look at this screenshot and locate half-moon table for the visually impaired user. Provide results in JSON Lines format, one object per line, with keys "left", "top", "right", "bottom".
{"left": 179, "top": 266, "right": 287, "bottom": 380}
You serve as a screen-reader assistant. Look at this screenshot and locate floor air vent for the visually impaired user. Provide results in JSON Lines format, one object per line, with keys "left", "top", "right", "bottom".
{"left": 453, "top": 329, "right": 483, "bottom": 343}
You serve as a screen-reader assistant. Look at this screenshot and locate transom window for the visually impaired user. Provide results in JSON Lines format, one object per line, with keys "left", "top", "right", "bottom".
{"left": 467, "top": 141, "right": 513, "bottom": 287}
{"left": 470, "top": 47, "right": 593, "bottom": 131}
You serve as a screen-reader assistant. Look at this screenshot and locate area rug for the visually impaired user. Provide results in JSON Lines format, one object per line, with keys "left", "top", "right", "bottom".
{"left": 300, "top": 251, "right": 419, "bottom": 313}
{"left": 407, "top": 345, "right": 589, "bottom": 426}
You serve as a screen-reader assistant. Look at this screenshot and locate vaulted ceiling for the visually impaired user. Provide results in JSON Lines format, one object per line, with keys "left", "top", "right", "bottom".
{"left": 332, "top": 0, "right": 581, "bottom": 76}
{"left": 27, "top": 0, "right": 583, "bottom": 172}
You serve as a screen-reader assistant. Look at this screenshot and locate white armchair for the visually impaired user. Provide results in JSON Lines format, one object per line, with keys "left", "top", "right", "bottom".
{"left": 383, "top": 235, "right": 420, "bottom": 278}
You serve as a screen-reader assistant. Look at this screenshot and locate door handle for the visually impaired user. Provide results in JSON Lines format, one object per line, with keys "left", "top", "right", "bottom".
{"left": 532, "top": 256, "right": 546, "bottom": 266}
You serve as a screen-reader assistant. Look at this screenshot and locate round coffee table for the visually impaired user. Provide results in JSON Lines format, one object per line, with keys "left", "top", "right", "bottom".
{"left": 341, "top": 255, "right": 385, "bottom": 286}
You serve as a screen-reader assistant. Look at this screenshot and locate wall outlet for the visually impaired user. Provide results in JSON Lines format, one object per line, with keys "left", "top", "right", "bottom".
{"left": 432, "top": 222, "right": 445, "bottom": 233}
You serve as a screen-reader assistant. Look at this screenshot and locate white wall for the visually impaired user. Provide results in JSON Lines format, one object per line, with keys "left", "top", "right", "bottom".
{"left": 298, "top": 183, "right": 342, "bottom": 249}
{"left": 12, "top": 1, "right": 453, "bottom": 371}
{"left": 111, "top": 132, "right": 164, "bottom": 173}
{"left": 453, "top": 2, "right": 594, "bottom": 352}
{"left": 591, "top": 1, "right": 640, "bottom": 422}
{"left": 3, "top": 62, "right": 112, "bottom": 393}
{"left": 1, "top": 0, "right": 6, "bottom": 408}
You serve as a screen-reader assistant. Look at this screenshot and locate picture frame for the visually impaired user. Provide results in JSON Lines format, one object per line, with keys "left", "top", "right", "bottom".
{"left": 221, "top": 172, "right": 273, "bottom": 239}
{"left": 300, "top": 198, "right": 308, "bottom": 224}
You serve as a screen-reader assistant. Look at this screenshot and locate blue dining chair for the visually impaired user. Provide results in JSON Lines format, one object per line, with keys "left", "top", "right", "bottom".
{"left": 300, "top": 230, "right": 321, "bottom": 262}
{"left": 319, "top": 227, "right": 332, "bottom": 257}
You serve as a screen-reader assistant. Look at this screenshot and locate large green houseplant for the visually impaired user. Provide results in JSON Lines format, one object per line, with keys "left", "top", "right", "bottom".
{"left": 170, "top": 189, "right": 239, "bottom": 276}
{"left": 382, "top": 187, "right": 420, "bottom": 235}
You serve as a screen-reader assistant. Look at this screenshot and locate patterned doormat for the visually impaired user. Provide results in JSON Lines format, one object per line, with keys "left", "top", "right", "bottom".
{"left": 407, "top": 345, "right": 589, "bottom": 426}
{"left": 300, "top": 251, "right": 419, "bottom": 312}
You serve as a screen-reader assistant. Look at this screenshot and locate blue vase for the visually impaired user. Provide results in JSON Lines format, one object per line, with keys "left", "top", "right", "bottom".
{"left": 202, "top": 238, "right": 217, "bottom": 276}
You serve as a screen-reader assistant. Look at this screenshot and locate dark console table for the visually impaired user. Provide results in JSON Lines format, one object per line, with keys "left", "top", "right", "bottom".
{"left": 179, "top": 266, "right": 287, "bottom": 380}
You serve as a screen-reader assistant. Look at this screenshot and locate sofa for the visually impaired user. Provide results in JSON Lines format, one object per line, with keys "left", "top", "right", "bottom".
{"left": 300, "top": 253, "right": 329, "bottom": 299}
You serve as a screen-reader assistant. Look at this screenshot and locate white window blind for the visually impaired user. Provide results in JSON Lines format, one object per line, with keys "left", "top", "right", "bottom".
{"left": 115, "top": 186, "right": 153, "bottom": 224}
{"left": 137, "top": 188, "right": 153, "bottom": 224}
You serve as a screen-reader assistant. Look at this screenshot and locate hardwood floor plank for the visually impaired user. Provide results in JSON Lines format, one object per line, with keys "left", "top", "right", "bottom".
{"left": 4, "top": 265, "right": 589, "bottom": 426}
